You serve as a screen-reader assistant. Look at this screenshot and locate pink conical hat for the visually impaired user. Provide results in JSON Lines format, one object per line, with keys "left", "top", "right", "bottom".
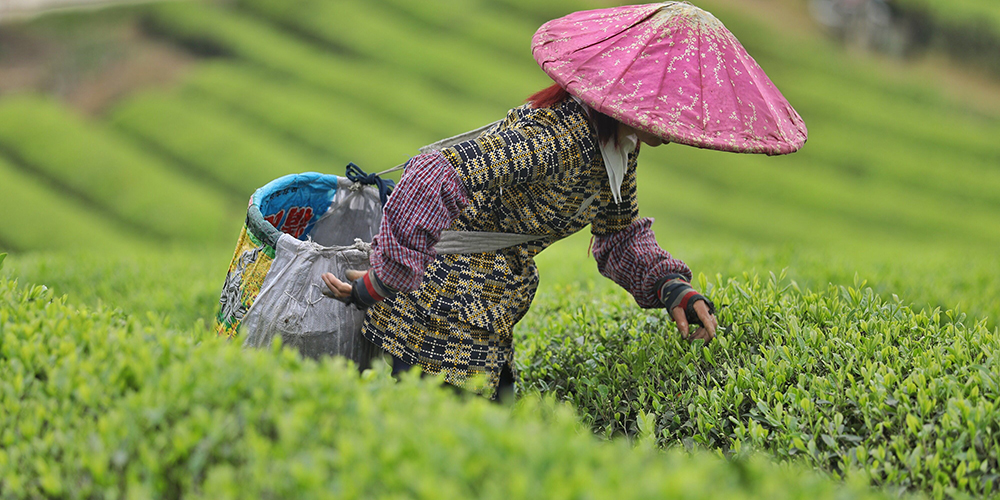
{"left": 532, "top": 2, "right": 807, "bottom": 155}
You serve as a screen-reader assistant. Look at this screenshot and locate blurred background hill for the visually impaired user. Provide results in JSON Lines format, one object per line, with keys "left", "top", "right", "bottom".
{"left": 0, "top": 0, "right": 998, "bottom": 327}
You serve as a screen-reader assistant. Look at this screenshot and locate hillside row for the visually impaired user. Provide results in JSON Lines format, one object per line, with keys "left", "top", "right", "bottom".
{"left": 2, "top": 0, "right": 1000, "bottom": 495}
{"left": 2, "top": 0, "right": 998, "bottom": 257}
{"left": 0, "top": 0, "right": 998, "bottom": 319}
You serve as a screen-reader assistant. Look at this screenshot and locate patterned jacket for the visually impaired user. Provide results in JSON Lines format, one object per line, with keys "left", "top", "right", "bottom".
{"left": 362, "top": 98, "right": 691, "bottom": 392}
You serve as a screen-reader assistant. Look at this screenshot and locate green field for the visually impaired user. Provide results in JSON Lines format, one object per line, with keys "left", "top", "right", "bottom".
{"left": 2, "top": 0, "right": 1000, "bottom": 497}
{"left": 895, "top": 0, "right": 1000, "bottom": 34}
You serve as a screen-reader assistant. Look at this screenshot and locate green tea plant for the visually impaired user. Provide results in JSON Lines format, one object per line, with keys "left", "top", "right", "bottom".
{"left": 0, "top": 268, "right": 897, "bottom": 500}
{"left": 2, "top": 247, "right": 230, "bottom": 330}
{"left": 0, "top": 95, "right": 236, "bottom": 244}
{"left": 2, "top": 1, "right": 1000, "bottom": 496}
{"left": 517, "top": 270, "right": 1000, "bottom": 498}
{"left": 109, "top": 90, "right": 334, "bottom": 197}
{"left": 233, "top": 0, "right": 548, "bottom": 107}
{"left": 372, "top": 0, "right": 536, "bottom": 60}
{"left": 491, "top": 0, "right": 603, "bottom": 23}
{"left": 647, "top": 145, "right": 1000, "bottom": 249}
{"left": 0, "top": 157, "right": 142, "bottom": 252}
{"left": 180, "top": 63, "right": 434, "bottom": 171}
{"left": 144, "top": 2, "right": 501, "bottom": 137}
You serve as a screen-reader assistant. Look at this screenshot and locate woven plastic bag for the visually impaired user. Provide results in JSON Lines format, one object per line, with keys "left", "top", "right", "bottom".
{"left": 216, "top": 170, "right": 387, "bottom": 367}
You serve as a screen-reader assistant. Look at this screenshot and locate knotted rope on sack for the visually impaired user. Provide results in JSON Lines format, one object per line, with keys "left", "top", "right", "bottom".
{"left": 346, "top": 163, "right": 396, "bottom": 206}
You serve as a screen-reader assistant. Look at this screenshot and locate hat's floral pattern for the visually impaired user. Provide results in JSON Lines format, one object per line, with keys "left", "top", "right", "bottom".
{"left": 533, "top": 1, "right": 808, "bottom": 155}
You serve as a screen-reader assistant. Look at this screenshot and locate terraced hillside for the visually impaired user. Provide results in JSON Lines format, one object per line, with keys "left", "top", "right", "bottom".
{"left": 5, "top": 0, "right": 998, "bottom": 321}
{"left": 2, "top": 0, "right": 1000, "bottom": 497}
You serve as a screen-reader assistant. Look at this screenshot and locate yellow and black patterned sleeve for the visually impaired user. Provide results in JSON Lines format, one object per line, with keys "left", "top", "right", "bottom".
{"left": 591, "top": 146, "right": 640, "bottom": 236}
{"left": 439, "top": 101, "right": 599, "bottom": 193}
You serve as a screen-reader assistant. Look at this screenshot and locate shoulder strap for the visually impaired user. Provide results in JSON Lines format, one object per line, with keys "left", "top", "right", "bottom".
{"left": 378, "top": 120, "right": 503, "bottom": 177}
{"left": 379, "top": 120, "right": 543, "bottom": 254}
{"left": 418, "top": 120, "right": 503, "bottom": 154}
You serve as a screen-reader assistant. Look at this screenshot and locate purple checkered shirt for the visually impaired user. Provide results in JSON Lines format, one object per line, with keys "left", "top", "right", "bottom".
{"left": 369, "top": 152, "right": 470, "bottom": 293}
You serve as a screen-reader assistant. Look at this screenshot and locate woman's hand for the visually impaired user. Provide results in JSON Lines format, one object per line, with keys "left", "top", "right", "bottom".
{"left": 321, "top": 270, "right": 366, "bottom": 301}
{"left": 656, "top": 273, "right": 718, "bottom": 343}
{"left": 322, "top": 269, "right": 395, "bottom": 310}
{"left": 670, "top": 300, "right": 717, "bottom": 342}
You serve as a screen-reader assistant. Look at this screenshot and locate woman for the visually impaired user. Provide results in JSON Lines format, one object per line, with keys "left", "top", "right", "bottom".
{"left": 323, "top": 2, "right": 806, "bottom": 398}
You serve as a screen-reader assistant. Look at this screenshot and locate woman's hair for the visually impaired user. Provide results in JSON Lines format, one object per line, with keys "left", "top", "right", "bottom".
{"left": 527, "top": 83, "right": 620, "bottom": 145}
{"left": 527, "top": 83, "right": 570, "bottom": 109}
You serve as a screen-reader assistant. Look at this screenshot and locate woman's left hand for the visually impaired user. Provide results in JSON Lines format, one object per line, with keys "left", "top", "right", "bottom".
{"left": 657, "top": 274, "right": 718, "bottom": 342}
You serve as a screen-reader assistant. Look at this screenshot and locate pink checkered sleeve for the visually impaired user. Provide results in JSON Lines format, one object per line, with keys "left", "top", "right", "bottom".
{"left": 591, "top": 218, "right": 693, "bottom": 308}
{"left": 370, "top": 151, "right": 470, "bottom": 293}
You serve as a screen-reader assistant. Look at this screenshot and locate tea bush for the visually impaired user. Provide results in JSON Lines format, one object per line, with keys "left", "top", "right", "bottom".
{"left": 0, "top": 265, "right": 896, "bottom": 500}
{"left": 653, "top": 144, "right": 1000, "bottom": 250}
{"left": 372, "top": 0, "right": 535, "bottom": 60}
{"left": 3, "top": 1, "right": 1000, "bottom": 496}
{"left": 491, "top": 0, "right": 596, "bottom": 23}
{"left": 1, "top": 247, "right": 229, "bottom": 330}
{"left": 0, "top": 96, "right": 234, "bottom": 244}
{"left": 180, "top": 63, "right": 433, "bottom": 171}
{"left": 145, "top": 2, "right": 499, "bottom": 137}
{"left": 517, "top": 270, "right": 1000, "bottom": 498}
{"left": 0, "top": 158, "right": 142, "bottom": 253}
{"left": 109, "top": 91, "right": 332, "bottom": 197}
{"left": 233, "top": 0, "right": 547, "bottom": 107}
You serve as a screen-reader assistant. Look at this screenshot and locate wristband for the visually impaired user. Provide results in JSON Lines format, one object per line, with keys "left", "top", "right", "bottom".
{"left": 349, "top": 269, "right": 396, "bottom": 310}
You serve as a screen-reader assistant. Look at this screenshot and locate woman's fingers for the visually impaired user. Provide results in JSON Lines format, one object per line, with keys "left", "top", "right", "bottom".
{"left": 321, "top": 272, "right": 353, "bottom": 299}
{"left": 670, "top": 306, "right": 689, "bottom": 338}
{"left": 690, "top": 326, "right": 714, "bottom": 342}
{"left": 673, "top": 302, "right": 718, "bottom": 342}
{"left": 694, "top": 300, "right": 718, "bottom": 336}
